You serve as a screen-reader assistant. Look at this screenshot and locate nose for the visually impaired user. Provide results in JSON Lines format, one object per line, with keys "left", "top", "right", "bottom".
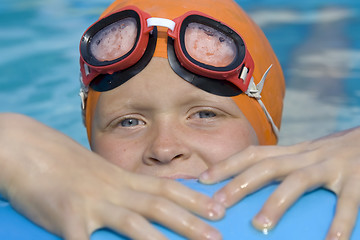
{"left": 143, "top": 121, "right": 191, "bottom": 165}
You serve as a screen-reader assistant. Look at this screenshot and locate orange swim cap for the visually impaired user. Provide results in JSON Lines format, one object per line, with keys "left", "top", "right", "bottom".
{"left": 82, "top": 0, "right": 285, "bottom": 145}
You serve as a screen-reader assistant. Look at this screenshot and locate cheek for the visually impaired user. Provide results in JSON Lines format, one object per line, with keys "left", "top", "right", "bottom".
{"left": 196, "top": 121, "right": 257, "bottom": 166}
{"left": 91, "top": 134, "right": 143, "bottom": 171}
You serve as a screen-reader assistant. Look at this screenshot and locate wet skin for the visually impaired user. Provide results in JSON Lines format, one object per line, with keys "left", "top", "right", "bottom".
{"left": 91, "top": 57, "right": 258, "bottom": 178}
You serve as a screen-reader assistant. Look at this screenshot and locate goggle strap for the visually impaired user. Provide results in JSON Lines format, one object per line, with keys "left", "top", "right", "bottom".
{"left": 239, "top": 66, "right": 249, "bottom": 83}
{"left": 256, "top": 64, "right": 272, "bottom": 94}
{"left": 80, "top": 88, "right": 87, "bottom": 110}
{"left": 79, "top": 74, "right": 87, "bottom": 108}
{"left": 257, "top": 98, "right": 280, "bottom": 139}
{"left": 245, "top": 65, "right": 280, "bottom": 139}
{"left": 84, "top": 63, "right": 90, "bottom": 76}
{"left": 147, "top": 17, "right": 175, "bottom": 31}
{"left": 245, "top": 65, "right": 272, "bottom": 97}
{"left": 79, "top": 74, "right": 89, "bottom": 125}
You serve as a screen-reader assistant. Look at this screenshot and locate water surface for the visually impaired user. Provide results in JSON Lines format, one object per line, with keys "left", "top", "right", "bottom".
{"left": 1, "top": 0, "right": 359, "bottom": 146}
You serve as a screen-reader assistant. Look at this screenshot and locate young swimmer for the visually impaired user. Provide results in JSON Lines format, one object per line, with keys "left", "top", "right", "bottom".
{"left": 81, "top": 0, "right": 284, "bottom": 176}
{"left": 0, "top": 0, "right": 359, "bottom": 240}
{"left": 78, "top": 0, "right": 360, "bottom": 238}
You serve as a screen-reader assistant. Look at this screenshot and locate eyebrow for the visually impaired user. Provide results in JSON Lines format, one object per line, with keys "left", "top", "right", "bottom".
{"left": 104, "top": 93, "right": 240, "bottom": 119}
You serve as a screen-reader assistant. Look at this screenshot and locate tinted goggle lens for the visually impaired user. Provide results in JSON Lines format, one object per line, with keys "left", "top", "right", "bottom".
{"left": 90, "top": 17, "right": 138, "bottom": 62}
{"left": 184, "top": 22, "right": 237, "bottom": 67}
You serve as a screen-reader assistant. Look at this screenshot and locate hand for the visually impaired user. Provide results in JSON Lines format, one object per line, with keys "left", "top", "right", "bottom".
{"left": 199, "top": 127, "right": 360, "bottom": 240}
{"left": 0, "top": 114, "right": 224, "bottom": 240}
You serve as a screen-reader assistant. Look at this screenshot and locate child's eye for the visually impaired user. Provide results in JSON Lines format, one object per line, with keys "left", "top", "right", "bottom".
{"left": 119, "top": 118, "right": 145, "bottom": 127}
{"left": 193, "top": 110, "right": 217, "bottom": 119}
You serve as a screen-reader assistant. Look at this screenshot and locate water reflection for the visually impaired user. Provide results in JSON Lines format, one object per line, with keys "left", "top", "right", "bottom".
{"left": 248, "top": 5, "right": 360, "bottom": 145}
{"left": 0, "top": 0, "right": 359, "bottom": 146}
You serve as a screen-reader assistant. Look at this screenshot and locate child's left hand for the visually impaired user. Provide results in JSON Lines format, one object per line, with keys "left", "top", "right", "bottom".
{"left": 199, "top": 126, "right": 360, "bottom": 240}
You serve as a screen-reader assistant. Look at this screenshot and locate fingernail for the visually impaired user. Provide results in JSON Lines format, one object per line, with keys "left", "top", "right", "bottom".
{"left": 208, "top": 203, "right": 225, "bottom": 219}
{"left": 205, "top": 229, "right": 222, "bottom": 240}
{"left": 199, "top": 171, "right": 210, "bottom": 182}
{"left": 326, "top": 231, "right": 342, "bottom": 240}
{"left": 253, "top": 214, "right": 273, "bottom": 234}
{"left": 213, "top": 192, "right": 227, "bottom": 204}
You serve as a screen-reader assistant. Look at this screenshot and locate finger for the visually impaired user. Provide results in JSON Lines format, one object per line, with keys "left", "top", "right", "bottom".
{"left": 326, "top": 178, "right": 360, "bottom": 240}
{"left": 118, "top": 189, "right": 222, "bottom": 240}
{"left": 38, "top": 198, "right": 91, "bottom": 240}
{"left": 199, "top": 145, "right": 302, "bottom": 184}
{"left": 128, "top": 174, "right": 225, "bottom": 220}
{"left": 212, "top": 152, "right": 316, "bottom": 207}
{"left": 100, "top": 202, "right": 168, "bottom": 240}
{"left": 62, "top": 217, "right": 90, "bottom": 240}
{"left": 252, "top": 162, "right": 332, "bottom": 232}
{"left": 64, "top": 230, "right": 89, "bottom": 240}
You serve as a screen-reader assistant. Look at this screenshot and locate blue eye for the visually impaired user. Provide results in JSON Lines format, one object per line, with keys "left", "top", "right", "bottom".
{"left": 196, "top": 111, "right": 216, "bottom": 118}
{"left": 120, "top": 118, "right": 143, "bottom": 127}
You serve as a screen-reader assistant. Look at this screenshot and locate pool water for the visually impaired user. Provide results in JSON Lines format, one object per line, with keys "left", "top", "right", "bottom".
{"left": 0, "top": 0, "right": 360, "bottom": 147}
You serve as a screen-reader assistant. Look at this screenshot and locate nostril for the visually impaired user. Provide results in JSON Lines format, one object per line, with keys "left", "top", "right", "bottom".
{"left": 145, "top": 154, "right": 184, "bottom": 165}
{"left": 173, "top": 154, "right": 183, "bottom": 160}
{"left": 146, "top": 157, "right": 160, "bottom": 165}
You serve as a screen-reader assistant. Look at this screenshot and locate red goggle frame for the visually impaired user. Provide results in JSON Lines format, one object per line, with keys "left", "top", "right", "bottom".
{"left": 79, "top": 6, "right": 254, "bottom": 93}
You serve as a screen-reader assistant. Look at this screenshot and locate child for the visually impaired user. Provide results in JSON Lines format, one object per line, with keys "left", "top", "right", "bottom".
{"left": 0, "top": 0, "right": 359, "bottom": 239}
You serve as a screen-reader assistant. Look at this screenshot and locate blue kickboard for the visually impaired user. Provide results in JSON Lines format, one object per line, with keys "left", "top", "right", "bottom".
{"left": 1, "top": 180, "right": 359, "bottom": 239}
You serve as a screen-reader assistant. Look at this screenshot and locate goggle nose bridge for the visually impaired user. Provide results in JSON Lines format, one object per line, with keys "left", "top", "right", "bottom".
{"left": 146, "top": 17, "right": 176, "bottom": 32}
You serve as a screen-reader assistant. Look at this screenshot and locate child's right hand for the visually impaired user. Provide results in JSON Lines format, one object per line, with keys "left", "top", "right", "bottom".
{"left": 0, "top": 113, "right": 224, "bottom": 240}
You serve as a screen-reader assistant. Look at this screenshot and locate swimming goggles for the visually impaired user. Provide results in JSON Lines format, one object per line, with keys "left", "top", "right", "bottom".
{"left": 79, "top": 5, "right": 254, "bottom": 96}
{"left": 79, "top": 5, "right": 279, "bottom": 138}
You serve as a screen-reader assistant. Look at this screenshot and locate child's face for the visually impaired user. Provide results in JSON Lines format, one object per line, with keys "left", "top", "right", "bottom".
{"left": 91, "top": 57, "right": 258, "bottom": 179}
